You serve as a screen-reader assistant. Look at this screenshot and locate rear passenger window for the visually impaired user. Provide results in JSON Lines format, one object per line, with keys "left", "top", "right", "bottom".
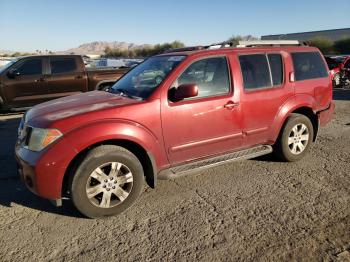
{"left": 268, "top": 54, "right": 283, "bottom": 86}
{"left": 50, "top": 58, "right": 77, "bottom": 74}
{"left": 291, "top": 52, "right": 328, "bottom": 81}
{"left": 239, "top": 54, "right": 284, "bottom": 90}
{"left": 239, "top": 54, "right": 271, "bottom": 89}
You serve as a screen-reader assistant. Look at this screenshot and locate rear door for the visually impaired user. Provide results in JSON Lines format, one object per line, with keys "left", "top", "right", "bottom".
{"left": 47, "top": 56, "right": 87, "bottom": 98}
{"left": 238, "top": 52, "right": 294, "bottom": 147}
{"left": 3, "top": 57, "right": 48, "bottom": 107}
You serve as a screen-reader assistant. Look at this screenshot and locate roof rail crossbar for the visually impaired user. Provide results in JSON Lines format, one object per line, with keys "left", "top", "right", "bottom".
{"left": 237, "top": 40, "right": 304, "bottom": 47}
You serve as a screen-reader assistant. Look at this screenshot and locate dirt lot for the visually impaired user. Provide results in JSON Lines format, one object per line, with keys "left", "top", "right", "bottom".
{"left": 0, "top": 90, "right": 349, "bottom": 261}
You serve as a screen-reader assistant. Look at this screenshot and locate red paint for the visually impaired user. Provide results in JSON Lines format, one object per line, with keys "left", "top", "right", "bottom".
{"left": 16, "top": 45, "right": 334, "bottom": 201}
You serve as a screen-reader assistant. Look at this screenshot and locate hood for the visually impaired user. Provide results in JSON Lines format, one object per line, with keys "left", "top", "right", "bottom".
{"left": 25, "top": 91, "right": 140, "bottom": 124}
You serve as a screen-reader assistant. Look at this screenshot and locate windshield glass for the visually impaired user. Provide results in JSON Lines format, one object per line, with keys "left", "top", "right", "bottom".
{"left": 111, "top": 55, "right": 186, "bottom": 99}
{"left": 0, "top": 59, "right": 18, "bottom": 74}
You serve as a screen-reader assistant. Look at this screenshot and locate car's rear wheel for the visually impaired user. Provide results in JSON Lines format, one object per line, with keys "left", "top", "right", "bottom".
{"left": 71, "top": 145, "right": 144, "bottom": 218}
{"left": 274, "top": 113, "right": 314, "bottom": 162}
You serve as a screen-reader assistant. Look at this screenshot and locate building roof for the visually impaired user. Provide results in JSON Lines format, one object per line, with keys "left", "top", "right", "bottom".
{"left": 262, "top": 28, "right": 350, "bottom": 42}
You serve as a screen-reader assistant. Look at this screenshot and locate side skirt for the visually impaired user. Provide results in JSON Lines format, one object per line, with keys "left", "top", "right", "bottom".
{"left": 158, "top": 145, "right": 273, "bottom": 180}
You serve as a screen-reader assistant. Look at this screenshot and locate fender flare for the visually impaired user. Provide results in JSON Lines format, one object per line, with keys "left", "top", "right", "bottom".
{"left": 269, "top": 94, "right": 317, "bottom": 142}
{"left": 58, "top": 120, "right": 166, "bottom": 193}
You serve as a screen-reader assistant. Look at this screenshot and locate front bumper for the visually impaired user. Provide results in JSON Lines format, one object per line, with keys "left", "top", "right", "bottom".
{"left": 15, "top": 137, "right": 77, "bottom": 201}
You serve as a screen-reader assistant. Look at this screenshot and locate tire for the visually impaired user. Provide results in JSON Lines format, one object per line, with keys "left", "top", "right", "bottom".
{"left": 273, "top": 113, "right": 314, "bottom": 162}
{"left": 71, "top": 145, "right": 144, "bottom": 218}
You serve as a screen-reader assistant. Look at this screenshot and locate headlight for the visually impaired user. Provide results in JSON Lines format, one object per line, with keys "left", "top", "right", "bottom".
{"left": 27, "top": 128, "right": 63, "bottom": 152}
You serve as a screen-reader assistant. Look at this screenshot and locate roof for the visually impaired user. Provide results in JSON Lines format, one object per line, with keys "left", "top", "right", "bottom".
{"left": 158, "top": 45, "right": 319, "bottom": 57}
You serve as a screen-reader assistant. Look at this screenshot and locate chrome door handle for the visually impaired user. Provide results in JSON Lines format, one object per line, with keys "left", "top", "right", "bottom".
{"left": 224, "top": 101, "right": 239, "bottom": 109}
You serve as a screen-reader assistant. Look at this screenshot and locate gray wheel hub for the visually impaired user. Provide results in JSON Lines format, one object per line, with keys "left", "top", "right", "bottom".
{"left": 288, "top": 123, "right": 309, "bottom": 155}
{"left": 86, "top": 162, "right": 133, "bottom": 208}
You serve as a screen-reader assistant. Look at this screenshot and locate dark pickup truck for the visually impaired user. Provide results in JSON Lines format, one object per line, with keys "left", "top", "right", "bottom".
{"left": 0, "top": 55, "right": 129, "bottom": 110}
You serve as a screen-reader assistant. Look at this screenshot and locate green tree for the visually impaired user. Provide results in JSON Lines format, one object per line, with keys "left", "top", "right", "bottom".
{"left": 307, "top": 37, "right": 334, "bottom": 54}
{"left": 227, "top": 35, "right": 259, "bottom": 45}
{"left": 104, "top": 41, "right": 186, "bottom": 58}
{"left": 334, "top": 38, "right": 350, "bottom": 54}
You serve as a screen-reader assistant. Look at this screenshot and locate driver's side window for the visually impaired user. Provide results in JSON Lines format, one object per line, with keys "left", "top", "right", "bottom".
{"left": 17, "top": 59, "right": 42, "bottom": 76}
{"left": 175, "top": 57, "right": 230, "bottom": 99}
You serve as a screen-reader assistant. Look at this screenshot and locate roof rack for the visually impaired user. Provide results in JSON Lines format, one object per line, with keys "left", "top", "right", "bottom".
{"left": 237, "top": 40, "right": 304, "bottom": 47}
{"left": 163, "top": 46, "right": 204, "bottom": 53}
{"left": 163, "top": 40, "right": 306, "bottom": 53}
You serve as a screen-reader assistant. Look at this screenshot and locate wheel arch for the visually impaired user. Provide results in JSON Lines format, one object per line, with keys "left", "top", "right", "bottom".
{"left": 95, "top": 80, "right": 115, "bottom": 90}
{"left": 270, "top": 95, "right": 319, "bottom": 143}
{"left": 62, "top": 138, "right": 157, "bottom": 198}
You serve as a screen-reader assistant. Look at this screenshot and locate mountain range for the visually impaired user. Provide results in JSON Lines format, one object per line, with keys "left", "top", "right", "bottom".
{"left": 0, "top": 41, "right": 153, "bottom": 56}
{"left": 56, "top": 41, "right": 153, "bottom": 55}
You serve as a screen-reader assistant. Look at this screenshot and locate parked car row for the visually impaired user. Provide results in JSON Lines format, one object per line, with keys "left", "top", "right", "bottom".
{"left": 325, "top": 55, "right": 350, "bottom": 88}
{"left": 0, "top": 55, "right": 129, "bottom": 110}
{"left": 15, "top": 40, "right": 334, "bottom": 218}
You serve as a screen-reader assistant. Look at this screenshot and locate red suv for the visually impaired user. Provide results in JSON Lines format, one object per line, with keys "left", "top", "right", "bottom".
{"left": 16, "top": 41, "right": 334, "bottom": 218}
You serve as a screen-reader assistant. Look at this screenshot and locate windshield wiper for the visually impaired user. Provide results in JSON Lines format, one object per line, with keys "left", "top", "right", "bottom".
{"left": 116, "top": 88, "right": 142, "bottom": 100}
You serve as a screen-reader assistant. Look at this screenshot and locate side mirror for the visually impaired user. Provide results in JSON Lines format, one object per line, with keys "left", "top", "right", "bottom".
{"left": 172, "top": 84, "right": 198, "bottom": 101}
{"left": 7, "top": 68, "right": 20, "bottom": 78}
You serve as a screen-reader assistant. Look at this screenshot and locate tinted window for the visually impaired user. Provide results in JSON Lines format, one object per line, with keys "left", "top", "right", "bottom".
{"left": 344, "top": 59, "right": 350, "bottom": 69}
{"left": 325, "top": 57, "right": 340, "bottom": 70}
{"left": 50, "top": 58, "right": 77, "bottom": 74}
{"left": 175, "top": 57, "right": 230, "bottom": 98}
{"left": 239, "top": 54, "right": 271, "bottom": 89}
{"left": 292, "top": 52, "right": 328, "bottom": 81}
{"left": 268, "top": 54, "right": 283, "bottom": 86}
{"left": 17, "top": 59, "right": 42, "bottom": 75}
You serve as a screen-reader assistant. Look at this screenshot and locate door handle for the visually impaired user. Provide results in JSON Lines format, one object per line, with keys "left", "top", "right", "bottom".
{"left": 224, "top": 101, "right": 239, "bottom": 109}
{"left": 75, "top": 75, "right": 83, "bottom": 79}
{"left": 35, "top": 77, "right": 45, "bottom": 82}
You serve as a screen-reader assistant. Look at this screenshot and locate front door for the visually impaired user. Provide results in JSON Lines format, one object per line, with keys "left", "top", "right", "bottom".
{"left": 4, "top": 57, "right": 48, "bottom": 107}
{"left": 161, "top": 56, "right": 243, "bottom": 165}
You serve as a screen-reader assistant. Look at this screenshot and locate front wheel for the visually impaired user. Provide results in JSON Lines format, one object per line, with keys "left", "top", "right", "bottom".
{"left": 274, "top": 114, "right": 314, "bottom": 162}
{"left": 71, "top": 145, "right": 144, "bottom": 218}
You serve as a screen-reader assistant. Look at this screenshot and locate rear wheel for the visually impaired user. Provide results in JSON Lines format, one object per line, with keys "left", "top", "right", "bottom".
{"left": 274, "top": 114, "right": 313, "bottom": 162}
{"left": 71, "top": 145, "right": 144, "bottom": 218}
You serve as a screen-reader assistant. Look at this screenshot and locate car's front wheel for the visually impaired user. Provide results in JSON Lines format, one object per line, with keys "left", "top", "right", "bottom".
{"left": 71, "top": 145, "right": 144, "bottom": 218}
{"left": 274, "top": 113, "right": 314, "bottom": 162}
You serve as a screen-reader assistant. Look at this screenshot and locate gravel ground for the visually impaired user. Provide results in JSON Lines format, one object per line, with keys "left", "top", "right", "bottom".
{"left": 0, "top": 90, "right": 349, "bottom": 261}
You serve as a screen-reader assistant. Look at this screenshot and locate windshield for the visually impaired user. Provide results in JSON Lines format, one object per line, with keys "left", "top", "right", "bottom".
{"left": 0, "top": 59, "right": 18, "bottom": 74}
{"left": 111, "top": 55, "right": 186, "bottom": 99}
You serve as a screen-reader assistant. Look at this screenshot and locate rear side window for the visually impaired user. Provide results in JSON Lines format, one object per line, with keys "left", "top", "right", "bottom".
{"left": 291, "top": 52, "right": 328, "bottom": 81}
{"left": 239, "top": 54, "right": 283, "bottom": 90}
{"left": 268, "top": 54, "right": 283, "bottom": 86}
{"left": 17, "top": 59, "right": 42, "bottom": 75}
{"left": 50, "top": 58, "right": 77, "bottom": 74}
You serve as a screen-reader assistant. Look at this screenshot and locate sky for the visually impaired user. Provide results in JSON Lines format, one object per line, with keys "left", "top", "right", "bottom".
{"left": 0, "top": 0, "right": 349, "bottom": 52}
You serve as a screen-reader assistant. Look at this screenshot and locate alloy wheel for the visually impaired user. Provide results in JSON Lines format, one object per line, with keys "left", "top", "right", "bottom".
{"left": 86, "top": 162, "right": 133, "bottom": 208}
